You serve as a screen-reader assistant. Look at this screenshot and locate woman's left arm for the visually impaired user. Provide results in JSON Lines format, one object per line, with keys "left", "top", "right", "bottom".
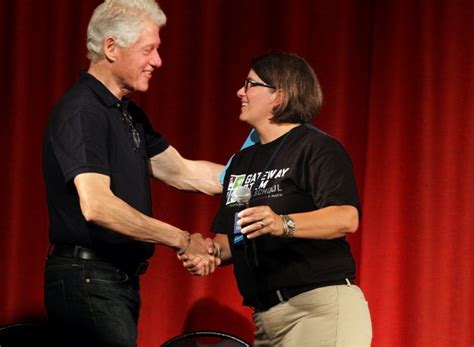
{"left": 238, "top": 205, "right": 359, "bottom": 240}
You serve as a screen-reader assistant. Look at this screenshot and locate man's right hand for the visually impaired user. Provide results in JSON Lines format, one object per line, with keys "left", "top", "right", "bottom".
{"left": 179, "top": 234, "right": 220, "bottom": 276}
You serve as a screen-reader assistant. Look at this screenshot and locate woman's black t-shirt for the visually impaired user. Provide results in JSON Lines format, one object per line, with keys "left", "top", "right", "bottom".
{"left": 211, "top": 124, "right": 360, "bottom": 307}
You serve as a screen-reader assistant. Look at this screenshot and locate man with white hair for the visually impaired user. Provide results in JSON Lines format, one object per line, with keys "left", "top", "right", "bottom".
{"left": 43, "top": 1, "right": 222, "bottom": 345}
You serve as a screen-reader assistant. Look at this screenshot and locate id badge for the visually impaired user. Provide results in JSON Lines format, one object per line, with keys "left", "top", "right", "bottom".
{"left": 233, "top": 212, "right": 244, "bottom": 245}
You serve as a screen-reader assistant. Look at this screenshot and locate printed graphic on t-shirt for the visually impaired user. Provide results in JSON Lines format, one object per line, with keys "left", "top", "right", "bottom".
{"left": 225, "top": 167, "right": 290, "bottom": 205}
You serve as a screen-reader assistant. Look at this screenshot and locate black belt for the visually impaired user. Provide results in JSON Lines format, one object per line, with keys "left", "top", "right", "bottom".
{"left": 49, "top": 244, "right": 149, "bottom": 276}
{"left": 251, "top": 278, "right": 352, "bottom": 312}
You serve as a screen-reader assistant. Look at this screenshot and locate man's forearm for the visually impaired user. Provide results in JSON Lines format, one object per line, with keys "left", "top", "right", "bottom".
{"left": 85, "top": 193, "right": 190, "bottom": 250}
{"left": 75, "top": 172, "right": 189, "bottom": 251}
{"left": 150, "top": 146, "right": 223, "bottom": 195}
{"left": 184, "top": 160, "right": 224, "bottom": 195}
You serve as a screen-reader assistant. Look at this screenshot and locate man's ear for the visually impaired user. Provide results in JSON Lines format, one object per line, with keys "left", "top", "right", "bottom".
{"left": 103, "top": 37, "right": 119, "bottom": 62}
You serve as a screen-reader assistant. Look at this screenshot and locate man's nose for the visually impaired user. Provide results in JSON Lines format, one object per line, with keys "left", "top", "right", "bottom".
{"left": 151, "top": 49, "right": 162, "bottom": 68}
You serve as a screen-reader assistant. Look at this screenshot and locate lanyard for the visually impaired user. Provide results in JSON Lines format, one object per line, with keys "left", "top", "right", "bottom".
{"left": 249, "top": 128, "right": 293, "bottom": 203}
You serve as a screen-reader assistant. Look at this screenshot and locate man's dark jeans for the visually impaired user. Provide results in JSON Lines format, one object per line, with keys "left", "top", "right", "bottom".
{"left": 44, "top": 255, "right": 141, "bottom": 347}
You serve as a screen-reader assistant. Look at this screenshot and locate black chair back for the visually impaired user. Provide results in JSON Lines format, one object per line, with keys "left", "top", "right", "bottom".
{"left": 161, "top": 330, "right": 251, "bottom": 347}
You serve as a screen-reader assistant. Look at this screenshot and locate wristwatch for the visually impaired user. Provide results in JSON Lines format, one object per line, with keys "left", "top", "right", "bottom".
{"left": 281, "top": 214, "right": 296, "bottom": 238}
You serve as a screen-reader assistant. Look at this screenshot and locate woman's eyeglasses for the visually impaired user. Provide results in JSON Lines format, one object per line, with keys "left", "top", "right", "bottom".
{"left": 244, "top": 78, "right": 276, "bottom": 92}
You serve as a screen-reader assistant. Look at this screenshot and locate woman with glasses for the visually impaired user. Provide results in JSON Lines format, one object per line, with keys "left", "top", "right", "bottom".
{"left": 182, "top": 51, "right": 372, "bottom": 346}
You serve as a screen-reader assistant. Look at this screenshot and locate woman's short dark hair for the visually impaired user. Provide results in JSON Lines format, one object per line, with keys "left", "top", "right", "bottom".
{"left": 250, "top": 51, "right": 323, "bottom": 124}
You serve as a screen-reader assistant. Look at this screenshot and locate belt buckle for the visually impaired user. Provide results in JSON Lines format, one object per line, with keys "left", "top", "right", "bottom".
{"left": 135, "top": 261, "right": 149, "bottom": 276}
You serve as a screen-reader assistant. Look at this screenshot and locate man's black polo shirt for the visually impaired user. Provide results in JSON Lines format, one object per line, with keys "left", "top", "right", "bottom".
{"left": 43, "top": 71, "right": 169, "bottom": 262}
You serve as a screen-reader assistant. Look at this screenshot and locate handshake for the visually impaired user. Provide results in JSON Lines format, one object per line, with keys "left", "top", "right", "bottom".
{"left": 176, "top": 233, "right": 222, "bottom": 276}
{"left": 174, "top": 205, "right": 282, "bottom": 276}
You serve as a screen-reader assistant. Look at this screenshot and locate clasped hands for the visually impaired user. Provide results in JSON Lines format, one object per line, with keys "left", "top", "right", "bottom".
{"left": 177, "top": 233, "right": 220, "bottom": 276}
{"left": 178, "top": 205, "right": 283, "bottom": 276}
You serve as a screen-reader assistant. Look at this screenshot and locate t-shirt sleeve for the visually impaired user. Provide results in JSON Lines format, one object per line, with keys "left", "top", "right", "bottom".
{"left": 306, "top": 138, "right": 361, "bottom": 212}
{"left": 50, "top": 111, "right": 110, "bottom": 183}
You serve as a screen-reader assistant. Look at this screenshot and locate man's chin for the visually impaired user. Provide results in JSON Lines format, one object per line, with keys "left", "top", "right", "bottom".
{"left": 134, "top": 83, "right": 150, "bottom": 93}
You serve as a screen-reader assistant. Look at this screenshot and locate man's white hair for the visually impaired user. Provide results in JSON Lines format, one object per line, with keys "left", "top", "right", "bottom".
{"left": 86, "top": 0, "right": 166, "bottom": 61}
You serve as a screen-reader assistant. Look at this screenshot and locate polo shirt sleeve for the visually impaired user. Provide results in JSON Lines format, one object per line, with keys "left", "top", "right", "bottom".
{"left": 142, "top": 116, "right": 169, "bottom": 158}
{"left": 50, "top": 110, "right": 110, "bottom": 183}
{"left": 306, "top": 138, "right": 361, "bottom": 212}
{"left": 127, "top": 102, "right": 169, "bottom": 158}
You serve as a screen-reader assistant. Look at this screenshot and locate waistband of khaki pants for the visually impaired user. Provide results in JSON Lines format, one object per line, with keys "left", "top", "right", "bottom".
{"left": 251, "top": 278, "right": 354, "bottom": 312}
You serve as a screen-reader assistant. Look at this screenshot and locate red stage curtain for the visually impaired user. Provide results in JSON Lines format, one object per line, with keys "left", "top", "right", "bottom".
{"left": 0, "top": 1, "right": 472, "bottom": 346}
